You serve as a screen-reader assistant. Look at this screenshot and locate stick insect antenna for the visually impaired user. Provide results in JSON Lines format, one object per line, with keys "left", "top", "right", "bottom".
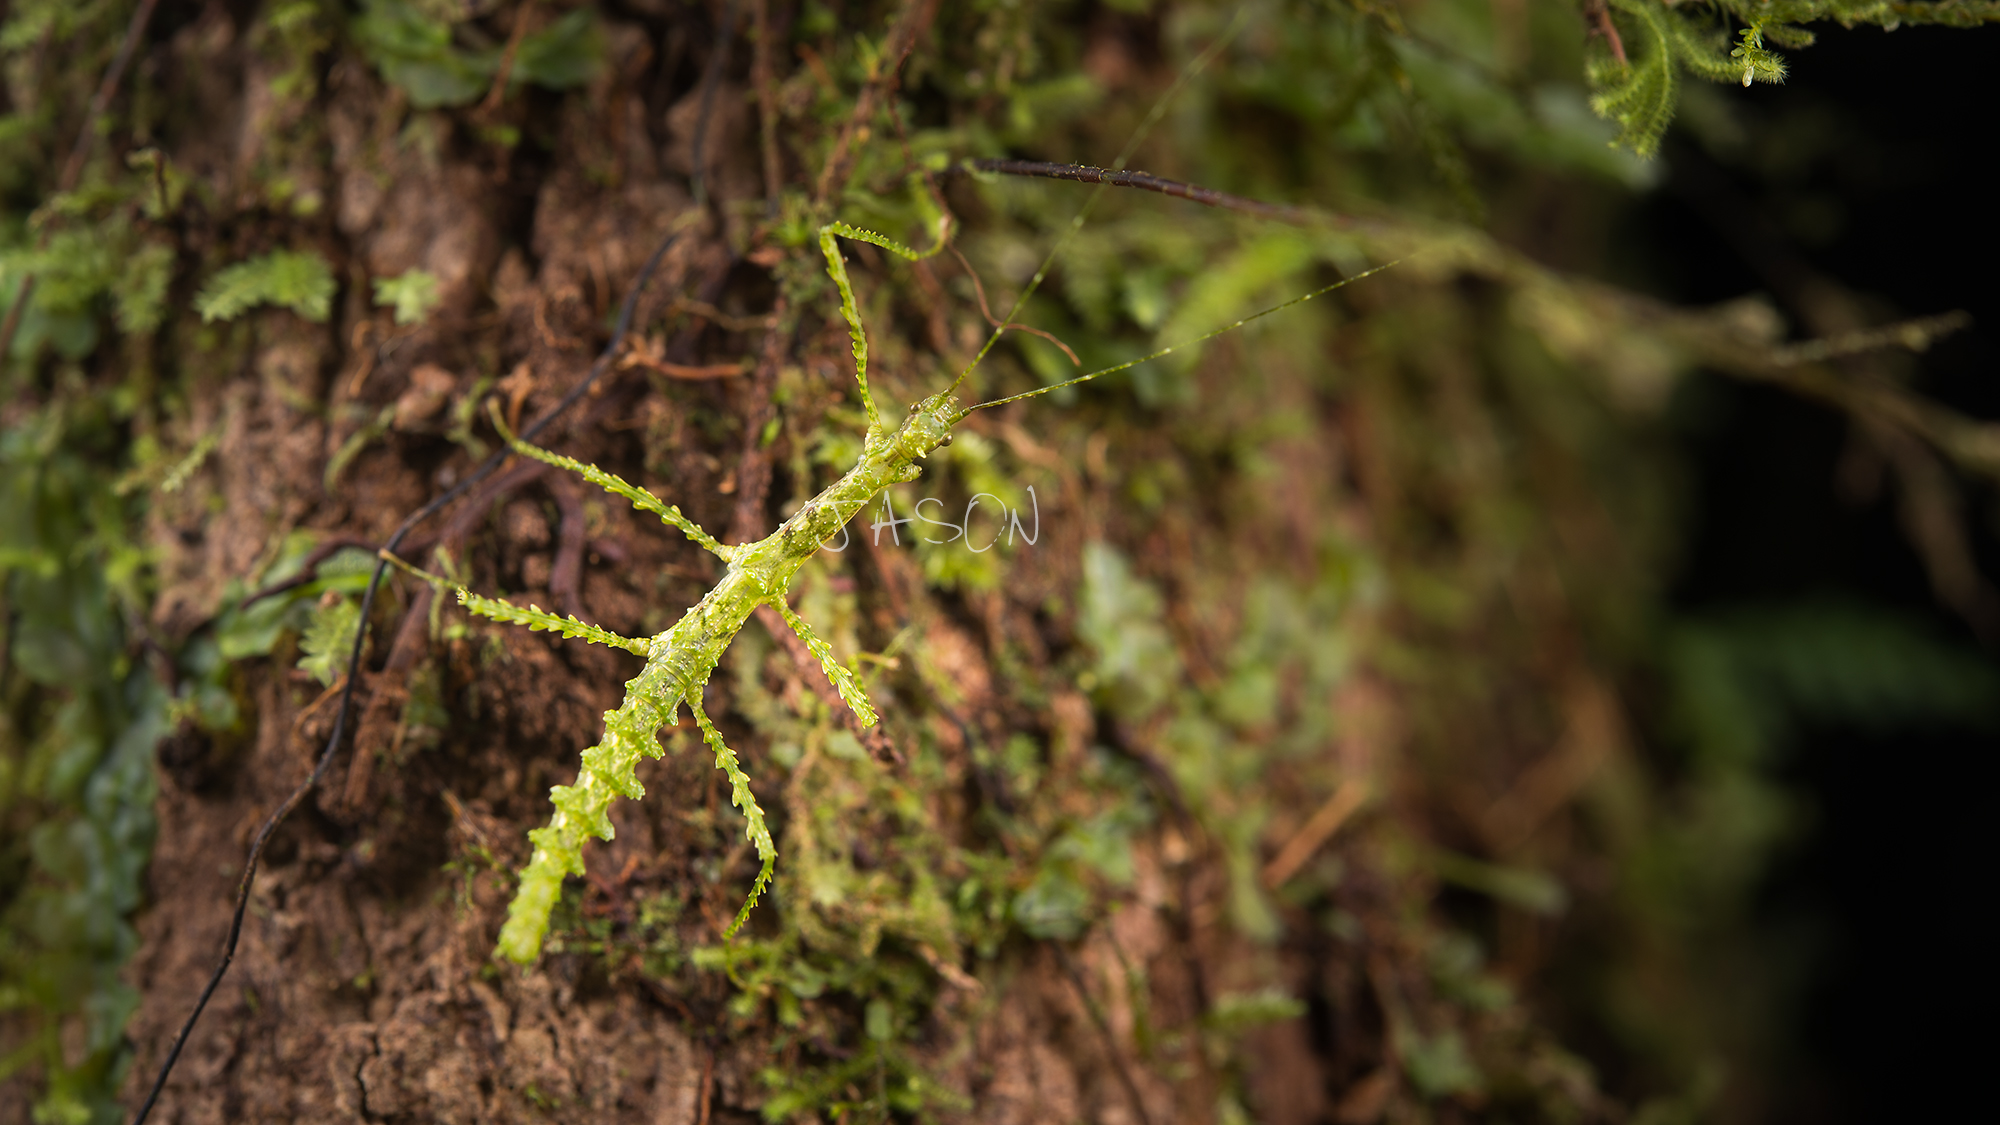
{"left": 967, "top": 260, "right": 1403, "bottom": 413}
{"left": 944, "top": 9, "right": 1248, "bottom": 397}
{"left": 965, "top": 159, "right": 1338, "bottom": 227}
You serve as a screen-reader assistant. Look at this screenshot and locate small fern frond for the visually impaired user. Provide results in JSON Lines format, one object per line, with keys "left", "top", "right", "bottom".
{"left": 769, "top": 595, "right": 880, "bottom": 727}
{"left": 1729, "top": 23, "right": 1789, "bottom": 87}
{"left": 372, "top": 268, "right": 442, "bottom": 325}
{"left": 690, "top": 688, "right": 776, "bottom": 940}
{"left": 456, "top": 589, "right": 650, "bottom": 655}
{"left": 113, "top": 242, "right": 176, "bottom": 335}
{"left": 297, "top": 596, "right": 360, "bottom": 687}
{"left": 194, "top": 249, "right": 336, "bottom": 323}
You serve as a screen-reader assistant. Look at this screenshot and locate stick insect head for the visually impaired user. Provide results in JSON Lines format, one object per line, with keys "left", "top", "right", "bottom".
{"left": 887, "top": 390, "right": 966, "bottom": 466}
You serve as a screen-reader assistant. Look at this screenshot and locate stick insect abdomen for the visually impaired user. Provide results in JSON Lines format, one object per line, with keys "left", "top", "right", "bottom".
{"left": 496, "top": 645, "right": 695, "bottom": 963}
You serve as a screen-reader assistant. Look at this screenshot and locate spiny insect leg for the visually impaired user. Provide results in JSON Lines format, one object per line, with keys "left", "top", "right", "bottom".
{"left": 379, "top": 548, "right": 649, "bottom": 655}
{"left": 818, "top": 211, "right": 950, "bottom": 438}
{"left": 689, "top": 686, "right": 776, "bottom": 939}
{"left": 487, "top": 401, "right": 735, "bottom": 561}
{"left": 768, "top": 594, "right": 879, "bottom": 728}
{"left": 459, "top": 589, "right": 649, "bottom": 654}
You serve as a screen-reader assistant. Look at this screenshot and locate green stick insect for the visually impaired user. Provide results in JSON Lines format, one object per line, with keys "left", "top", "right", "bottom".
{"left": 384, "top": 176, "right": 1394, "bottom": 964}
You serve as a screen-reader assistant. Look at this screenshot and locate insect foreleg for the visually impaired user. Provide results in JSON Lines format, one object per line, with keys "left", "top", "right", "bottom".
{"left": 818, "top": 210, "right": 952, "bottom": 440}
{"left": 487, "top": 401, "right": 735, "bottom": 562}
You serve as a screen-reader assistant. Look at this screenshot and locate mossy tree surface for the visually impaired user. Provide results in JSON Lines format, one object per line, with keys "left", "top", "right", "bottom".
{"left": 2, "top": 2, "right": 1995, "bottom": 1124}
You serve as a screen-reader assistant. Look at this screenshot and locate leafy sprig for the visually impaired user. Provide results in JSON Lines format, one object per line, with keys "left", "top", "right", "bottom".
{"left": 194, "top": 249, "right": 336, "bottom": 323}
{"left": 1587, "top": 0, "right": 2000, "bottom": 157}
{"left": 372, "top": 268, "right": 441, "bottom": 325}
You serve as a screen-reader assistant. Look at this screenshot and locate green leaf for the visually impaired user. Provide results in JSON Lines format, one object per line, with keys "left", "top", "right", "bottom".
{"left": 352, "top": 1, "right": 603, "bottom": 109}
{"left": 511, "top": 9, "right": 601, "bottom": 90}
{"left": 351, "top": 0, "right": 494, "bottom": 108}
{"left": 1429, "top": 851, "right": 1569, "bottom": 915}
{"left": 1077, "top": 542, "right": 1182, "bottom": 718}
{"left": 1400, "top": 1029, "right": 1484, "bottom": 1099}
{"left": 1011, "top": 865, "right": 1090, "bottom": 939}
{"left": 371, "top": 268, "right": 441, "bottom": 325}
{"left": 194, "top": 250, "right": 336, "bottom": 323}
{"left": 1204, "top": 987, "right": 1307, "bottom": 1035}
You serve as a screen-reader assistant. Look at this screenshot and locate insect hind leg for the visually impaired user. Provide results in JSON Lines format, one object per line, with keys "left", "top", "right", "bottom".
{"left": 689, "top": 687, "right": 776, "bottom": 939}
{"left": 768, "top": 595, "right": 879, "bottom": 727}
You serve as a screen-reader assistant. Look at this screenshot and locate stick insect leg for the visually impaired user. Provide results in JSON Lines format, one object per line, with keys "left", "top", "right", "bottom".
{"left": 688, "top": 686, "right": 776, "bottom": 938}
{"left": 767, "top": 595, "right": 880, "bottom": 728}
{"left": 486, "top": 401, "right": 736, "bottom": 562}
{"left": 378, "top": 549, "right": 650, "bottom": 655}
{"left": 818, "top": 204, "right": 951, "bottom": 439}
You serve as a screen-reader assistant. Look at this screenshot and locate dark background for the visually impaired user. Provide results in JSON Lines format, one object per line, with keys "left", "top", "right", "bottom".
{"left": 1640, "top": 24, "right": 1996, "bottom": 1123}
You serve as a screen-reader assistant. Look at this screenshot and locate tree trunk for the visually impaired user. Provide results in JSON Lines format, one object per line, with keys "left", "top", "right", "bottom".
{"left": 5, "top": 3, "right": 1991, "bottom": 1124}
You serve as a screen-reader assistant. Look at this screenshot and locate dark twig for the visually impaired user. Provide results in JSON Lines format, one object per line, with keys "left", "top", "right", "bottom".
{"left": 1051, "top": 940, "right": 1155, "bottom": 1125}
{"left": 1582, "top": 0, "right": 1629, "bottom": 66}
{"left": 751, "top": 0, "right": 784, "bottom": 217}
{"left": 546, "top": 470, "right": 590, "bottom": 621}
{"left": 1104, "top": 720, "right": 1212, "bottom": 1020}
{"left": 689, "top": 1, "right": 739, "bottom": 213}
{"left": 966, "top": 158, "right": 1333, "bottom": 227}
{"left": 0, "top": 0, "right": 162, "bottom": 366}
{"left": 338, "top": 581, "right": 433, "bottom": 816}
{"left": 477, "top": 0, "right": 539, "bottom": 115}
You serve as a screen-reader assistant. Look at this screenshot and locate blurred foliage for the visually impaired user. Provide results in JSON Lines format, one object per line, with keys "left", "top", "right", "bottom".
{"left": 352, "top": 0, "right": 602, "bottom": 109}
{"left": 1, "top": 393, "right": 165, "bottom": 1123}
{"left": 193, "top": 249, "right": 336, "bottom": 324}
{"left": 1585, "top": 0, "right": 2000, "bottom": 156}
{"left": 371, "top": 268, "right": 442, "bottom": 326}
{"left": 0, "top": 0, "right": 1994, "bottom": 1121}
